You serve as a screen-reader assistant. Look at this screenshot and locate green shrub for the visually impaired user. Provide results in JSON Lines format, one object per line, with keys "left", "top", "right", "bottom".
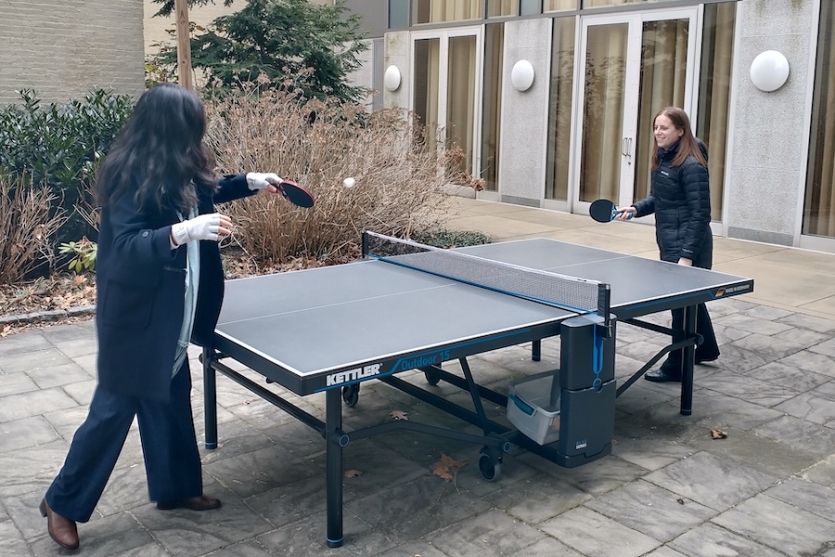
{"left": 0, "top": 89, "right": 134, "bottom": 244}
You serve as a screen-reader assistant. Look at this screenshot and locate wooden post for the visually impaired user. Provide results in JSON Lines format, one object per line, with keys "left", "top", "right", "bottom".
{"left": 174, "top": 0, "right": 193, "bottom": 89}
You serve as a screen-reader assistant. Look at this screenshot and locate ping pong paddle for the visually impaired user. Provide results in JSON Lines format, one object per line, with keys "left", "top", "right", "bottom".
{"left": 277, "top": 180, "right": 315, "bottom": 208}
{"left": 589, "top": 199, "right": 631, "bottom": 223}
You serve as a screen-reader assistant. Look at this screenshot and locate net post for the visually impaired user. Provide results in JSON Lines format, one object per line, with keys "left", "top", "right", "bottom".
{"left": 597, "top": 284, "right": 612, "bottom": 338}
{"left": 361, "top": 230, "right": 369, "bottom": 258}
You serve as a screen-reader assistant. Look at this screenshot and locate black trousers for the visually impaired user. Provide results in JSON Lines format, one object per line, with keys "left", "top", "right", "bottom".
{"left": 660, "top": 303, "right": 720, "bottom": 374}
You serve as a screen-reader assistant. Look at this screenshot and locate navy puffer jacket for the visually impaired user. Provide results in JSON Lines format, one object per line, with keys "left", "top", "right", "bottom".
{"left": 632, "top": 142, "right": 713, "bottom": 268}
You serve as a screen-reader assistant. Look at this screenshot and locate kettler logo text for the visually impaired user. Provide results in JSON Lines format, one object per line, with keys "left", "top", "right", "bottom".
{"left": 327, "top": 364, "right": 381, "bottom": 386}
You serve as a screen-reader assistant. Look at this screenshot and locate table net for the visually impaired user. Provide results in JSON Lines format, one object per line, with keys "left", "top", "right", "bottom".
{"left": 363, "top": 231, "right": 610, "bottom": 318}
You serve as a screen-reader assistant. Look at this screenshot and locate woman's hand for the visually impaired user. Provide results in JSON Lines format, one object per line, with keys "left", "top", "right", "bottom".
{"left": 615, "top": 206, "right": 637, "bottom": 220}
{"left": 246, "top": 172, "right": 283, "bottom": 193}
{"left": 678, "top": 257, "right": 693, "bottom": 266}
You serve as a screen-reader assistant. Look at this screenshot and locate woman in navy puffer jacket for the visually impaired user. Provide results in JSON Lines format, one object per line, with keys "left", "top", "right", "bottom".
{"left": 616, "top": 106, "right": 720, "bottom": 382}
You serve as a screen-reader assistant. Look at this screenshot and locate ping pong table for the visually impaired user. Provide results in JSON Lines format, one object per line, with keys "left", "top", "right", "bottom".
{"left": 201, "top": 231, "right": 753, "bottom": 548}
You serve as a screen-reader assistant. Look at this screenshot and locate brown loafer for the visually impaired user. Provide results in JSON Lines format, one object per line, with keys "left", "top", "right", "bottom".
{"left": 644, "top": 368, "right": 682, "bottom": 383}
{"left": 39, "top": 498, "right": 79, "bottom": 550}
{"left": 156, "top": 495, "right": 222, "bottom": 511}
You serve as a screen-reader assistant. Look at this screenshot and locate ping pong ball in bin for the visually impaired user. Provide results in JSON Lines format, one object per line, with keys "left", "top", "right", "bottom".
{"left": 343, "top": 177, "right": 356, "bottom": 188}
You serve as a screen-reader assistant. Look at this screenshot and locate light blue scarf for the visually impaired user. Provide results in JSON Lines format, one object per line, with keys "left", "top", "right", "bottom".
{"left": 172, "top": 208, "right": 201, "bottom": 377}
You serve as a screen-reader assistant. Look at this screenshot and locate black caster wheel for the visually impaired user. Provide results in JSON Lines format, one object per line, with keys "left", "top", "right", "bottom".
{"left": 424, "top": 368, "right": 441, "bottom": 386}
{"left": 342, "top": 384, "right": 359, "bottom": 407}
{"left": 478, "top": 449, "right": 502, "bottom": 482}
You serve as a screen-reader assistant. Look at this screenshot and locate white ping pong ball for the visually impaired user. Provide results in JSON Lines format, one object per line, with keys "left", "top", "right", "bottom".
{"left": 343, "top": 177, "right": 356, "bottom": 188}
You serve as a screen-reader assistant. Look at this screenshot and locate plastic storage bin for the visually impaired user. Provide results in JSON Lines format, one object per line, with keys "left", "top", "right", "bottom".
{"left": 506, "top": 370, "right": 561, "bottom": 445}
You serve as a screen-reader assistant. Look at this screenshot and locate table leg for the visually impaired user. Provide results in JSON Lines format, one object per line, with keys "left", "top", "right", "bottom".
{"left": 202, "top": 347, "right": 218, "bottom": 449}
{"left": 680, "top": 305, "right": 697, "bottom": 416}
{"left": 326, "top": 389, "right": 344, "bottom": 548}
{"left": 531, "top": 340, "right": 541, "bottom": 362}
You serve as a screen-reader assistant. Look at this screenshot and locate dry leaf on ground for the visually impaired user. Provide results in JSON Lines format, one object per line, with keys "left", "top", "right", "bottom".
{"left": 710, "top": 428, "right": 728, "bottom": 439}
{"left": 432, "top": 453, "right": 467, "bottom": 481}
{"left": 389, "top": 410, "right": 409, "bottom": 421}
{"left": 344, "top": 469, "right": 363, "bottom": 478}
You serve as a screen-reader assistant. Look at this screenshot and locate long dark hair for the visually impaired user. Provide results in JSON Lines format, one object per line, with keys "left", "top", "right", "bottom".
{"left": 651, "top": 106, "right": 707, "bottom": 170}
{"left": 96, "top": 83, "right": 217, "bottom": 213}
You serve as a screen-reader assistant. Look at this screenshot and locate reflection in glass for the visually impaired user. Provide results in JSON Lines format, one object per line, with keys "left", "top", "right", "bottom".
{"left": 583, "top": 0, "right": 658, "bottom": 7}
{"left": 544, "top": 0, "right": 578, "bottom": 11}
{"left": 487, "top": 0, "right": 516, "bottom": 17}
{"left": 414, "top": 39, "right": 441, "bottom": 156}
{"left": 545, "top": 18, "right": 576, "bottom": 201}
{"left": 633, "top": 18, "right": 689, "bottom": 203}
{"left": 804, "top": 0, "right": 835, "bottom": 237}
{"left": 696, "top": 2, "right": 736, "bottom": 222}
{"left": 447, "top": 35, "right": 478, "bottom": 181}
{"left": 579, "top": 23, "right": 627, "bottom": 203}
{"left": 413, "top": 0, "right": 484, "bottom": 24}
{"left": 482, "top": 24, "right": 505, "bottom": 191}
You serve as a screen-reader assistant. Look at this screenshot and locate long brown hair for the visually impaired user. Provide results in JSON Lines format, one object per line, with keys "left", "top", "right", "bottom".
{"left": 96, "top": 84, "right": 218, "bottom": 214}
{"left": 651, "top": 107, "right": 707, "bottom": 170}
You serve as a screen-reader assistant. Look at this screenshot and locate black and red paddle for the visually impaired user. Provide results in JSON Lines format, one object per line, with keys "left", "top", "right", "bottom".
{"left": 276, "top": 180, "right": 315, "bottom": 208}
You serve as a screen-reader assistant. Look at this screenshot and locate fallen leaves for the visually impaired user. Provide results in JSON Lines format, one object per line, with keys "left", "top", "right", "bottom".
{"left": 710, "top": 428, "right": 728, "bottom": 440}
{"left": 432, "top": 453, "right": 466, "bottom": 482}
{"left": 344, "top": 469, "right": 363, "bottom": 478}
{"left": 389, "top": 410, "right": 409, "bottom": 421}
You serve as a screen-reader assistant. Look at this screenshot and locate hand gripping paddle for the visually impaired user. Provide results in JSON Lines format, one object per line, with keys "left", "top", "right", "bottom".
{"left": 589, "top": 199, "right": 631, "bottom": 223}
{"left": 277, "top": 180, "right": 315, "bottom": 208}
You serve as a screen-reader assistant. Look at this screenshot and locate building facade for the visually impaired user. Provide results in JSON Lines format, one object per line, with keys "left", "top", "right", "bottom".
{"left": 0, "top": 0, "right": 145, "bottom": 104}
{"left": 367, "top": 0, "right": 835, "bottom": 253}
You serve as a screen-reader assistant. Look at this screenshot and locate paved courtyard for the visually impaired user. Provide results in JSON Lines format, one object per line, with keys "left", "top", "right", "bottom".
{"left": 2, "top": 197, "right": 835, "bottom": 556}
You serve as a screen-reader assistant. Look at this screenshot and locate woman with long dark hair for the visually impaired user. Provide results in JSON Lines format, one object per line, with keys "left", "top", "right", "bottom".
{"left": 616, "top": 106, "right": 720, "bottom": 382}
{"left": 39, "top": 83, "right": 284, "bottom": 550}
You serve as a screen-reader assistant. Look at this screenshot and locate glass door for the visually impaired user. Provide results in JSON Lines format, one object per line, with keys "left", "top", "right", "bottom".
{"left": 573, "top": 9, "right": 699, "bottom": 212}
{"left": 412, "top": 27, "right": 483, "bottom": 184}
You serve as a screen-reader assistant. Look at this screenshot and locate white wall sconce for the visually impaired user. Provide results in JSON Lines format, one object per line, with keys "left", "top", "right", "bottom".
{"left": 750, "top": 50, "right": 790, "bottom": 92}
{"left": 384, "top": 65, "right": 401, "bottom": 92}
{"left": 511, "top": 60, "right": 535, "bottom": 92}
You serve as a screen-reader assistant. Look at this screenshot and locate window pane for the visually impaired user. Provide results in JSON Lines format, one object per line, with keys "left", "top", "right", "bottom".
{"left": 481, "top": 23, "right": 505, "bottom": 191}
{"left": 583, "top": 0, "right": 659, "bottom": 7}
{"left": 389, "top": 0, "right": 410, "bottom": 28}
{"left": 804, "top": 0, "right": 835, "bottom": 236}
{"left": 413, "top": 0, "right": 484, "bottom": 24}
{"left": 520, "top": 0, "right": 541, "bottom": 15}
{"left": 544, "top": 0, "right": 577, "bottom": 11}
{"left": 447, "top": 35, "right": 478, "bottom": 179}
{"left": 696, "top": 1, "right": 736, "bottom": 221}
{"left": 487, "top": 0, "right": 516, "bottom": 17}
{"left": 633, "top": 18, "right": 690, "bottom": 203}
{"left": 414, "top": 39, "right": 441, "bottom": 155}
{"left": 545, "top": 17, "right": 576, "bottom": 201}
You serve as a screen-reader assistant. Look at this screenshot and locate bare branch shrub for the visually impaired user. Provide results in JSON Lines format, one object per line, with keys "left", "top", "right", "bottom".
{"left": 205, "top": 89, "right": 453, "bottom": 264}
{"left": 0, "top": 174, "right": 67, "bottom": 283}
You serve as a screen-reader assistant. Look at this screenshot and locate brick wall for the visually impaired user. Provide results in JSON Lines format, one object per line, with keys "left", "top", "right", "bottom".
{"left": 0, "top": 0, "right": 145, "bottom": 105}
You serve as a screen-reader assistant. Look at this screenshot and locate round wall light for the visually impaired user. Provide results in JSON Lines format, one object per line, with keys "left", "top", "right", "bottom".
{"left": 511, "top": 60, "right": 535, "bottom": 92}
{"left": 750, "top": 50, "right": 790, "bottom": 92}
{"left": 384, "top": 65, "right": 401, "bottom": 92}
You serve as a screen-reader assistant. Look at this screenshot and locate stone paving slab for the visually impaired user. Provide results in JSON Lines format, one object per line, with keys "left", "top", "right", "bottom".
{"left": 3, "top": 201, "right": 835, "bottom": 556}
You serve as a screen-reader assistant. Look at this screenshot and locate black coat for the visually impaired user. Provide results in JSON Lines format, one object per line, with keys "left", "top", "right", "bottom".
{"left": 633, "top": 144, "right": 713, "bottom": 269}
{"left": 95, "top": 174, "right": 255, "bottom": 402}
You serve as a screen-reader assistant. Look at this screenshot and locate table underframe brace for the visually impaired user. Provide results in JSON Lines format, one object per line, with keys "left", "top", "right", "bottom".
{"left": 201, "top": 314, "right": 616, "bottom": 548}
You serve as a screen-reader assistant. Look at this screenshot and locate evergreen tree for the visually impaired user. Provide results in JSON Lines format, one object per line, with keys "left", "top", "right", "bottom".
{"left": 153, "top": 0, "right": 368, "bottom": 104}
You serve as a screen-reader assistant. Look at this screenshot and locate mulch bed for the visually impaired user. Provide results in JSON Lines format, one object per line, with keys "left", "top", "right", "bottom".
{"left": 0, "top": 252, "right": 352, "bottom": 337}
